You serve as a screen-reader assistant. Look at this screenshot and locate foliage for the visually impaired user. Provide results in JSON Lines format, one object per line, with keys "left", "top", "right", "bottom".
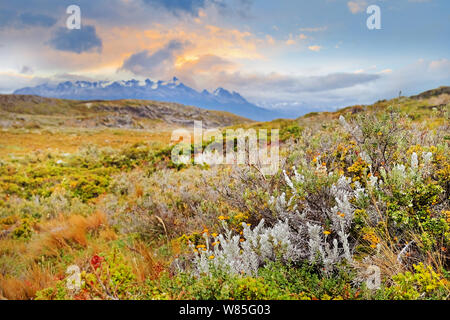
{"left": 384, "top": 263, "right": 449, "bottom": 300}
{"left": 1, "top": 92, "right": 449, "bottom": 300}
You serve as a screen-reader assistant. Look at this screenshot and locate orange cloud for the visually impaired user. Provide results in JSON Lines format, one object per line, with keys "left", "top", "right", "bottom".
{"left": 26, "top": 18, "right": 268, "bottom": 84}
{"left": 308, "top": 45, "right": 322, "bottom": 52}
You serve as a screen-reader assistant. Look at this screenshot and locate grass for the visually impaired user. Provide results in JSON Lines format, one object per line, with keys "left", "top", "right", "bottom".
{"left": 0, "top": 127, "right": 172, "bottom": 157}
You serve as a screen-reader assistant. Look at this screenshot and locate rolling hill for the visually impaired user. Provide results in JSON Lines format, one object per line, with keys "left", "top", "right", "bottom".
{"left": 0, "top": 94, "right": 251, "bottom": 130}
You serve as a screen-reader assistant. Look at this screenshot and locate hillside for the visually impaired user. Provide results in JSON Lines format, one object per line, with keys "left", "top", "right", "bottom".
{"left": 231, "top": 87, "right": 450, "bottom": 136}
{"left": 296, "top": 86, "right": 450, "bottom": 126}
{"left": 411, "top": 86, "right": 450, "bottom": 100}
{"left": 0, "top": 94, "right": 251, "bottom": 130}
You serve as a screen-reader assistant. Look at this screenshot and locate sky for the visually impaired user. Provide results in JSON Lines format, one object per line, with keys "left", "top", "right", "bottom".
{"left": 0, "top": 0, "right": 449, "bottom": 116}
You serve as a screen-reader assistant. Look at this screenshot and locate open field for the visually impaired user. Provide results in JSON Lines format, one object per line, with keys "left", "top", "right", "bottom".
{"left": 0, "top": 128, "right": 174, "bottom": 157}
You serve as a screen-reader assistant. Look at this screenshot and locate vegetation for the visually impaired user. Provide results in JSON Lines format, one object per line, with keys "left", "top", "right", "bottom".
{"left": 0, "top": 90, "right": 449, "bottom": 300}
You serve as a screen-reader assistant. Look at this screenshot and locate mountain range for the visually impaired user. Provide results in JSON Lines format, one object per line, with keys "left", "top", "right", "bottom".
{"left": 13, "top": 78, "right": 279, "bottom": 121}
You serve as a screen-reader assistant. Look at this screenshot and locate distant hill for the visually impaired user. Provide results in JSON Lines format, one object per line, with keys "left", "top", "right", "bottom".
{"left": 296, "top": 86, "right": 450, "bottom": 120}
{"left": 410, "top": 86, "right": 450, "bottom": 100}
{"left": 0, "top": 94, "right": 251, "bottom": 129}
{"left": 13, "top": 78, "right": 279, "bottom": 121}
{"left": 230, "top": 86, "right": 450, "bottom": 136}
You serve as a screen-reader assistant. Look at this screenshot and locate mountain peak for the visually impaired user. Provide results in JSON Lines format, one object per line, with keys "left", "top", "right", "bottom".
{"left": 214, "top": 87, "right": 230, "bottom": 96}
{"left": 13, "top": 79, "right": 278, "bottom": 121}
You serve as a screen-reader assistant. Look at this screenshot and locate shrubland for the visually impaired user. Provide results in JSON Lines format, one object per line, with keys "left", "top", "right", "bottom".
{"left": 0, "top": 91, "right": 449, "bottom": 300}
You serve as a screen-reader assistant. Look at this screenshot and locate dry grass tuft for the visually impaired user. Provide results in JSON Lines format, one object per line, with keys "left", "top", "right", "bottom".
{"left": 29, "top": 211, "right": 107, "bottom": 258}
{"left": 0, "top": 264, "right": 55, "bottom": 300}
{"left": 126, "top": 242, "right": 166, "bottom": 282}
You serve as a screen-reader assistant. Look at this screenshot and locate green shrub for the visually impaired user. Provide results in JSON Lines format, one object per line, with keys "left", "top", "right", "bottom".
{"left": 83, "top": 249, "right": 137, "bottom": 300}
{"left": 35, "top": 280, "right": 70, "bottom": 300}
{"left": 12, "top": 217, "right": 33, "bottom": 240}
{"left": 385, "top": 263, "right": 449, "bottom": 300}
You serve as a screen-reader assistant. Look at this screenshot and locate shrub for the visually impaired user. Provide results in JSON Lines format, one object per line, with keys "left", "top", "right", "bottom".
{"left": 35, "top": 280, "right": 69, "bottom": 300}
{"left": 385, "top": 263, "right": 449, "bottom": 300}
{"left": 191, "top": 219, "right": 294, "bottom": 276}
{"left": 12, "top": 217, "right": 33, "bottom": 240}
{"left": 82, "top": 249, "right": 137, "bottom": 300}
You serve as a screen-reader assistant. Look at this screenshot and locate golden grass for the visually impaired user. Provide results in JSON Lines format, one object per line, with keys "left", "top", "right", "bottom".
{"left": 0, "top": 211, "right": 113, "bottom": 299}
{"left": 30, "top": 211, "right": 107, "bottom": 257}
{"left": 126, "top": 241, "right": 167, "bottom": 282}
{"left": 0, "top": 264, "right": 56, "bottom": 300}
{"left": 0, "top": 128, "right": 172, "bottom": 157}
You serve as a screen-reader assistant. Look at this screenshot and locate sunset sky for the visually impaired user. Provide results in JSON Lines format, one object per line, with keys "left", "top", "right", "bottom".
{"left": 0, "top": 0, "right": 449, "bottom": 115}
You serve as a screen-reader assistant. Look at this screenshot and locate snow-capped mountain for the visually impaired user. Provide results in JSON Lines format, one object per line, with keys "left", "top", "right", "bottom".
{"left": 14, "top": 77, "right": 279, "bottom": 121}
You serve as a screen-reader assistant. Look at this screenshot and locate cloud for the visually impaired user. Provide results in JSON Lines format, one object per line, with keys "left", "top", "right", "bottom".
{"left": 308, "top": 45, "right": 322, "bottom": 52}
{"left": 141, "top": 0, "right": 254, "bottom": 18}
{"left": 299, "top": 26, "right": 328, "bottom": 32}
{"left": 214, "top": 0, "right": 255, "bottom": 19}
{"left": 0, "top": 10, "right": 56, "bottom": 28}
{"left": 114, "top": 22, "right": 262, "bottom": 80}
{"left": 0, "top": 71, "right": 99, "bottom": 94}
{"left": 286, "top": 34, "right": 296, "bottom": 46}
{"left": 428, "top": 58, "right": 450, "bottom": 71}
{"left": 312, "top": 58, "right": 450, "bottom": 113}
{"left": 0, "top": 71, "right": 45, "bottom": 93}
{"left": 347, "top": 0, "right": 368, "bottom": 14}
{"left": 48, "top": 26, "right": 103, "bottom": 54}
{"left": 19, "top": 66, "right": 34, "bottom": 75}
{"left": 212, "top": 71, "right": 381, "bottom": 95}
{"left": 285, "top": 33, "right": 308, "bottom": 46}
{"left": 119, "top": 40, "right": 186, "bottom": 76}
{"left": 171, "top": 54, "right": 237, "bottom": 87}
{"left": 266, "top": 35, "right": 275, "bottom": 45}
{"left": 177, "top": 54, "right": 235, "bottom": 73}
{"left": 18, "top": 12, "right": 56, "bottom": 27}
{"left": 142, "top": 0, "right": 208, "bottom": 16}
{"left": 200, "top": 71, "right": 382, "bottom": 116}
